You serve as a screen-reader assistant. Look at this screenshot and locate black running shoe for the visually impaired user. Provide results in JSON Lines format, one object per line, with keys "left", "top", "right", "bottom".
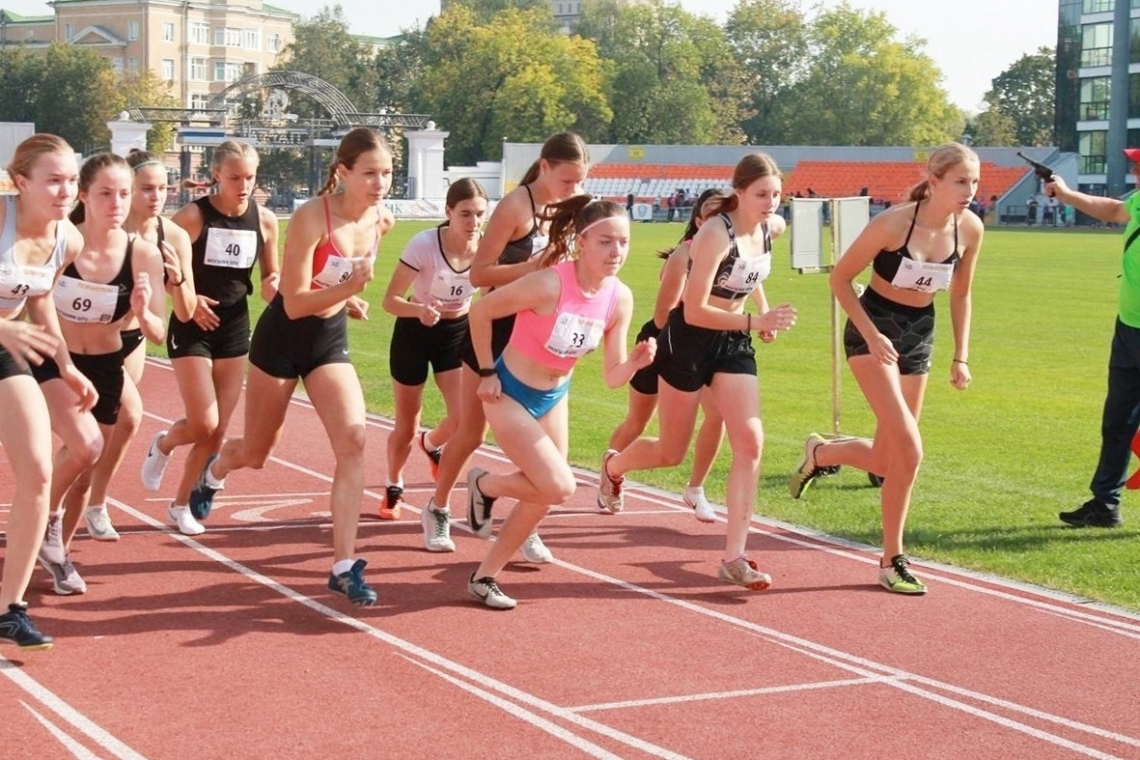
{"left": 0, "top": 604, "right": 53, "bottom": 650}
{"left": 1059, "top": 499, "right": 1123, "bottom": 528}
{"left": 189, "top": 454, "right": 223, "bottom": 520}
{"left": 328, "top": 559, "right": 378, "bottom": 606}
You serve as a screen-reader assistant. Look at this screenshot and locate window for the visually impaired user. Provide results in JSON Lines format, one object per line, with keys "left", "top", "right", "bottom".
{"left": 64, "top": 23, "right": 72, "bottom": 41}
{"left": 128, "top": 21, "right": 139, "bottom": 41}
{"left": 1081, "top": 23, "right": 1113, "bottom": 67}
{"left": 1131, "top": 73, "right": 1140, "bottom": 119}
{"left": 214, "top": 27, "right": 241, "bottom": 47}
{"left": 161, "top": 59, "right": 175, "bottom": 81}
{"left": 242, "top": 62, "right": 258, "bottom": 78}
{"left": 1080, "top": 76, "right": 1110, "bottom": 120}
{"left": 129, "top": 57, "right": 139, "bottom": 71}
{"left": 1079, "top": 130, "right": 1107, "bottom": 174}
{"left": 191, "top": 22, "right": 209, "bottom": 45}
{"left": 267, "top": 33, "right": 282, "bottom": 53}
{"left": 190, "top": 58, "right": 207, "bottom": 81}
{"left": 162, "top": 22, "right": 174, "bottom": 43}
{"left": 1082, "top": 0, "right": 1113, "bottom": 10}
{"left": 215, "top": 61, "right": 242, "bottom": 82}
{"left": 242, "top": 28, "right": 259, "bottom": 50}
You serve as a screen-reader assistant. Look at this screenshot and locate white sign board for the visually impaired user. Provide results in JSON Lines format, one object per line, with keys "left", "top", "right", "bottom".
{"left": 832, "top": 197, "right": 870, "bottom": 261}
{"left": 790, "top": 198, "right": 826, "bottom": 271}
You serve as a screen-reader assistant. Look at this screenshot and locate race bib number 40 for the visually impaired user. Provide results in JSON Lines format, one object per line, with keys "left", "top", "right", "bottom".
{"left": 53, "top": 275, "right": 119, "bottom": 323}
{"left": 545, "top": 312, "right": 604, "bottom": 359}
{"left": 204, "top": 228, "right": 258, "bottom": 269}
{"left": 890, "top": 258, "right": 953, "bottom": 293}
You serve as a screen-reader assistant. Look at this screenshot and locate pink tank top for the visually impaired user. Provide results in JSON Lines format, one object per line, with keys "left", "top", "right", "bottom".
{"left": 310, "top": 196, "right": 379, "bottom": 290}
{"left": 509, "top": 260, "right": 619, "bottom": 372}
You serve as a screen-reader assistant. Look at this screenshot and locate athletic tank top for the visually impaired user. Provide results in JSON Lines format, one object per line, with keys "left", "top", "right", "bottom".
{"left": 871, "top": 202, "right": 960, "bottom": 293}
{"left": 498, "top": 185, "right": 549, "bottom": 265}
{"left": 0, "top": 195, "right": 69, "bottom": 312}
{"left": 53, "top": 238, "right": 134, "bottom": 324}
{"left": 509, "top": 260, "right": 619, "bottom": 373}
{"left": 310, "top": 195, "right": 379, "bottom": 290}
{"left": 190, "top": 195, "right": 264, "bottom": 307}
{"left": 398, "top": 226, "right": 474, "bottom": 311}
{"left": 702, "top": 214, "right": 772, "bottom": 300}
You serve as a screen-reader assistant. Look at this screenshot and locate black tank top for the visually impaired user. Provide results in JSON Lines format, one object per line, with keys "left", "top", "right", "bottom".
{"left": 872, "top": 202, "right": 960, "bottom": 282}
{"left": 498, "top": 185, "right": 545, "bottom": 265}
{"left": 61, "top": 238, "right": 135, "bottom": 323}
{"left": 190, "top": 195, "right": 264, "bottom": 307}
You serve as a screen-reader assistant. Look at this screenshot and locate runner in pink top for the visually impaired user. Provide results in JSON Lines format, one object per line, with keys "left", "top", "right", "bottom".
{"left": 462, "top": 196, "right": 656, "bottom": 609}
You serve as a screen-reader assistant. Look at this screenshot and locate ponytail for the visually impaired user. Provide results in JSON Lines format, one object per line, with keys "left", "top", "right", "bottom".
{"left": 517, "top": 131, "right": 589, "bottom": 189}
{"left": 69, "top": 202, "right": 85, "bottom": 225}
{"left": 907, "top": 180, "right": 931, "bottom": 203}
{"left": 518, "top": 160, "right": 542, "bottom": 188}
{"left": 318, "top": 160, "right": 340, "bottom": 196}
{"left": 658, "top": 188, "right": 727, "bottom": 260}
{"left": 537, "top": 195, "right": 626, "bottom": 269}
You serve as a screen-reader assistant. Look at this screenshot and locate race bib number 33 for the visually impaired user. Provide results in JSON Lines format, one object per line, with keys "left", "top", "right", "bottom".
{"left": 545, "top": 312, "right": 604, "bottom": 359}
{"left": 204, "top": 228, "right": 258, "bottom": 269}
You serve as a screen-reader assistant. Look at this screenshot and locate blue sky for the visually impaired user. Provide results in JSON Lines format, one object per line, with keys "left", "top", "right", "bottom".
{"left": 2, "top": 0, "right": 1057, "bottom": 112}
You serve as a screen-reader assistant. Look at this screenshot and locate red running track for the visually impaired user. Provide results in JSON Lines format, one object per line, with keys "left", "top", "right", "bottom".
{"left": 1, "top": 358, "right": 1139, "bottom": 759}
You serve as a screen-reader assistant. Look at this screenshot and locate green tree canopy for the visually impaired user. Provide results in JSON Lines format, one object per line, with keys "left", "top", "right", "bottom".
{"left": 977, "top": 47, "right": 1055, "bottom": 146}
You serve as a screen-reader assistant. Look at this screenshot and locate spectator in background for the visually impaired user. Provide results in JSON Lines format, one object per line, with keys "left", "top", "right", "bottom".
{"left": 626, "top": 190, "right": 635, "bottom": 219}
{"left": 1027, "top": 195, "right": 1039, "bottom": 226}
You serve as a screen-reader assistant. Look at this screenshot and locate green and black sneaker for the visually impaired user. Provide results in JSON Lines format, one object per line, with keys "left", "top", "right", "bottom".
{"left": 878, "top": 554, "right": 927, "bottom": 595}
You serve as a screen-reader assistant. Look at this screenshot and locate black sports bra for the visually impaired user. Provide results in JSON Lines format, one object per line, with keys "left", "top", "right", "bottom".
{"left": 872, "top": 202, "right": 960, "bottom": 282}
{"left": 498, "top": 185, "right": 547, "bottom": 265}
{"left": 699, "top": 214, "right": 772, "bottom": 300}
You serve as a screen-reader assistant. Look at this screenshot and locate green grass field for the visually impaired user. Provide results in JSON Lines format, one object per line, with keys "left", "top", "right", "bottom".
{"left": 231, "top": 219, "right": 1139, "bottom": 610}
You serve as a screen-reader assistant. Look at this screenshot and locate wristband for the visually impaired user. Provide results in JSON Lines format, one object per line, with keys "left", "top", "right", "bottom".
{"left": 952, "top": 359, "right": 968, "bottom": 365}
{"left": 476, "top": 367, "right": 497, "bottom": 378}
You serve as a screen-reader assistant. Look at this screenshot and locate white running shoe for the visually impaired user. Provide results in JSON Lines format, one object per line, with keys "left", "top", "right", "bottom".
{"left": 168, "top": 504, "right": 206, "bottom": 536}
{"left": 141, "top": 431, "right": 171, "bottom": 492}
{"left": 520, "top": 532, "right": 553, "bottom": 564}
{"left": 468, "top": 574, "right": 517, "bottom": 610}
{"left": 683, "top": 487, "right": 717, "bottom": 523}
{"left": 39, "top": 553, "right": 86, "bottom": 596}
{"left": 597, "top": 449, "right": 624, "bottom": 513}
{"left": 84, "top": 505, "right": 120, "bottom": 541}
{"left": 421, "top": 500, "right": 456, "bottom": 552}
{"left": 39, "top": 512, "right": 66, "bottom": 565}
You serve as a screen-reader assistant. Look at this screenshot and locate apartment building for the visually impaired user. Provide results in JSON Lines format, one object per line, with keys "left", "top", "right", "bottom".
{"left": 0, "top": 0, "right": 296, "bottom": 110}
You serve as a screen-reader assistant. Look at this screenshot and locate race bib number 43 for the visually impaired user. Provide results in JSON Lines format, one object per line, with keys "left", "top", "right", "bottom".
{"left": 204, "top": 228, "right": 258, "bottom": 269}
{"left": 545, "top": 312, "right": 604, "bottom": 359}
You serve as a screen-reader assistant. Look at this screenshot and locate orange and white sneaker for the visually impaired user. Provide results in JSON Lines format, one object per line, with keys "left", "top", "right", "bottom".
{"left": 717, "top": 556, "right": 772, "bottom": 591}
{"left": 379, "top": 484, "right": 403, "bottom": 520}
{"left": 418, "top": 431, "right": 442, "bottom": 481}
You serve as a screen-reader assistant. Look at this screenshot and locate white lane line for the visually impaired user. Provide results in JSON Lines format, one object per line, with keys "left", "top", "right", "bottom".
{"left": 397, "top": 656, "right": 626, "bottom": 760}
{"left": 20, "top": 700, "right": 101, "bottom": 759}
{"left": 0, "top": 658, "right": 144, "bottom": 759}
{"left": 1036, "top": 609, "right": 1140, "bottom": 640}
{"left": 557, "top": 557, "right": 1140, "bottom": 756}
{"left": 107, "top": 497, "right": 686, "bottom": 760}
{"left": 142, "top": 492, "right": 332, "bottom": 501}
{"left": 567, "top": 676, "right": 902, "bottom": 713}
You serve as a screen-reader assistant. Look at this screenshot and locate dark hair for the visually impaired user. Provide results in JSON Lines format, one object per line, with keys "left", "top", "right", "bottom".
{"left": 705, "top": 152, "right": 782, "bottom": 217}
{"left": 657, "top": 188, "right": 727, "bottom": 260}
{"left": 318, "top": 128, "right": 391, "bottom": 196}
{"left": 538, "top": 194, "right": 625, "bottom": 268}
{"left": 438, "top": 178, "right": 489, "bottom": 230}
{"left": 907, "top": 142, "right": 979, "bottom": 202}
{"left": 182, "top": 139, "right": 258, "bottom": 189}
{"left": 127, "top": 148, "right": 164, "bottom": 173}
{"left": 70, "top": 152, "right": 130, "bottom": 224}
{"left": 518, "top": 132, "right": 589, "bottom": 187}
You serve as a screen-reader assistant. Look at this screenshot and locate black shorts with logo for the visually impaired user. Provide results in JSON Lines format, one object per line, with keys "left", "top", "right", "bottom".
{"left": 656, "top": 309, "right": 755, "bottom": 393}
{"left": 628, "top": 318, "right": 663, "bottom": 395}
{"left": 248, "top": 294, "right": 351, "bottom": 380}
{"left": 390, "top": 314, "right": 469, "bottom": 386}
{"left": 843, "top": 287, "right": 936, "bottom": 376}
{"left": 167, "top": 299, "right": 251, "bottom": 360}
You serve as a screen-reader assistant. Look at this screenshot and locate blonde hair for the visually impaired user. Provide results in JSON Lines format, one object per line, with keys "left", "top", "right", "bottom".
{"left": 6, "top": 133, "right": 74, "bottom": 181}
{"left": 318, "top": 128, "right": 391, "bottom": 196}
{"left": 908, "top": 142, "right": 979, "bottom": 202}
{"left": 182, "top": 140, "right": 259, "bottom": 189}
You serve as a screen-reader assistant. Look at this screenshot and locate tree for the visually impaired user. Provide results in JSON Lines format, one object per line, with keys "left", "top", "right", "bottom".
{"left": 116, "top": 69, "right": 180, "bottom": 152}
{"left": 576, "top": 0, "right": 745, "bottom": 145}
{"left": 276, "top": 4, "right": 375, "bottom": 115}
{"left": 440, "top": 0, "right": 551, "bottom": 24}
{"left": 417, "top": 5, "right": 612, "bottom": 164}
{"left": 969, "top": 93, "right": 1017, "bottom": 147}
{"left": 766, "top": 5, "right": 959, "bottom": 146}
{"left": 725, "top": 0, "right": 809, "bottom": 145}
{"left": 979, "top": 47, "right": 1055, "bottom": 146}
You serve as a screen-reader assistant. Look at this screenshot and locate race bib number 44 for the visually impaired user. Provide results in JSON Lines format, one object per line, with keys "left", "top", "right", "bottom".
{"left": 890, "top": 258, "right": 953, "bottom": 293}
{"left": 545, "top": 312, "right": 604, "bottom": 359}
{"left": 204, "top": 228, "right": 258, "bottom": 269}
{"left": 53, "top": 275, "right": 119, "bottom": 324}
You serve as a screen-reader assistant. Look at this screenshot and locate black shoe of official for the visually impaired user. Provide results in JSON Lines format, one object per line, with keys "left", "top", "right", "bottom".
{"left": 1059, "top": 499, "right": 1123, "bottom": 528}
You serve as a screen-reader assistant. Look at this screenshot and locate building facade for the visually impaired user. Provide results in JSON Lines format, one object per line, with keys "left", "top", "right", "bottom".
{"left": 1056, "top": 0, "right": 1140, "bottom": 195}
{"left": 0, "top": 0, "right": 297, "bottom": 110}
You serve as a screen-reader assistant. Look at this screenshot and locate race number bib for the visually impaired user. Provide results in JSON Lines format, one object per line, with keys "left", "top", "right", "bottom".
{"left": 312, "top": 254, "right": 357, "bottom": 289}
{"left": 53, "top": 275, "right": 120, "bottom": 324}
{"left": 890, "top": 258, "right": 953, "bottom": 293}
{"left": 0, "top": 263, "right": 56, "bottom": 301}
{"left": 545, "top": 311, "right": 605, "bottom": 359}
{"left": 531, "top": 234, "right": 550, "bottom": 258}
{"left": 428, "top": 267, "right": 472, "bottom": 310}
{"left": 717, "top": 254, "right": 771, "bottom": 295}
{"left": 204, "top": 228, "right": 257, "bottom": 269}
